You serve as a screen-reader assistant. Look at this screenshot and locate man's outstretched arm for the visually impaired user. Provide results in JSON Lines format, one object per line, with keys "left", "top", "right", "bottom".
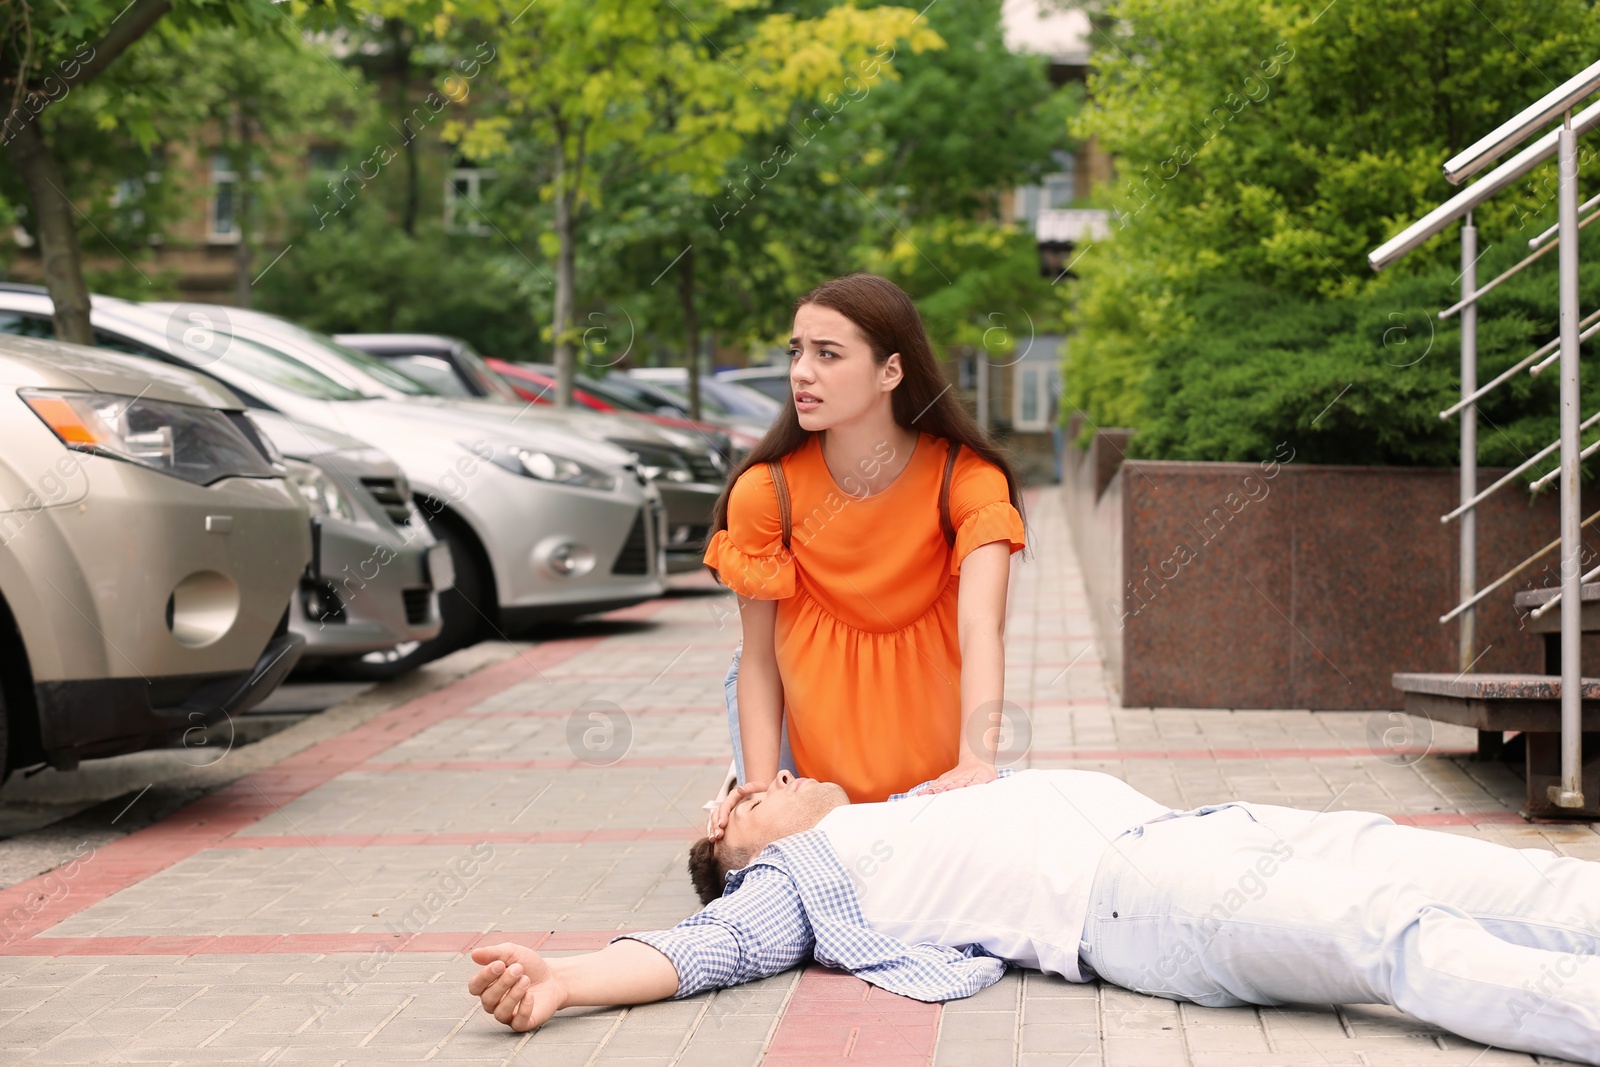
{"left": 469, "top": 864, "right": 816, "bottom": 1033}
{"left": 469, "top": 941, "right": 679, "bottom": 1032}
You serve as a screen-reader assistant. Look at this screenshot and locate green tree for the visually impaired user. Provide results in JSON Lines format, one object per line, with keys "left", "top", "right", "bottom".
{"left": 0, "top": 0, "right": 288, "bottom": 342}
{"left": 580, "top": 0, "right": 1074, "bottom": 382}
{"left": 429, "top": 0, "right": 940, "bottom": 411}
{"left": 1063, "top": 0, "right": 1600, "bottom": 434}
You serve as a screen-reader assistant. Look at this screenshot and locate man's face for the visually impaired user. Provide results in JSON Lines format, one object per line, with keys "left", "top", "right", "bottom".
{"left": 719, "top": 770, "right": 849, "bottom": 863}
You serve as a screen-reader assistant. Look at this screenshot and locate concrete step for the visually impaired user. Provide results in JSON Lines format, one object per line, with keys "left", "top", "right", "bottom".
{"left": 1392, "top": 672, "right": 1600, "bottom": 818}
{"left": 1511, "top": 583, "right": 1600, "bottom": 633}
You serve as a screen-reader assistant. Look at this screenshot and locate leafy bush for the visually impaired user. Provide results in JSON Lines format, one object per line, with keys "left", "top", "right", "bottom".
{"left": 1129, "top": 240, "right": 1600, "bottom": 474}
{"left": 1065, "top": 0, "right": 1600, "bottom": 463}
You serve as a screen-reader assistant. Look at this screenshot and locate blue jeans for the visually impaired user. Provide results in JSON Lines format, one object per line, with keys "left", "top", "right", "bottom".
{"left": 1081, "top": 803, "right": 1600, "bottom": 1064}
{"left": 723, "top": 643, "right": 795, "bottom": 784}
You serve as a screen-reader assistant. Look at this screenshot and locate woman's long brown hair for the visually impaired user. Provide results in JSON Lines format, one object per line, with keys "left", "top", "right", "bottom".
{"left": 710, "top": 272, "right": 1025, "bottom": 535}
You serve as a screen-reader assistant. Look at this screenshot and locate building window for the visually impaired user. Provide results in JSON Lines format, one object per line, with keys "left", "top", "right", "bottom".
{"left": 444, "top": 168, "right": 494, "bottom": 234}
{"left": 1013, "top": 364, "right": 1054, "bottom": 432}
{"left": 210, "top": 152, "right": 239, "bottom": 242}
{"left": 1012, "top": 149, "right": 1078, "bottom": 227}
{"left": 210, "top": 152, "right": 260, "bottom": 243}
{"left": 1043, "top": 149, "right": 1077, "bottom": 209}
{"left": 308, "top": 145, "right": 343, "bottom": 177}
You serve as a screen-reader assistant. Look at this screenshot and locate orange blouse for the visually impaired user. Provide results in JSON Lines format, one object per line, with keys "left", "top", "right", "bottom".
{"left": 703, "top": 433, "right": 1026, "bottom": 802}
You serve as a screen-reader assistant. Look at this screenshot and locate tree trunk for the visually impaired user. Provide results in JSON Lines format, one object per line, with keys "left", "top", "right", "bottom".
{"left": 552, "top": 167, "right": 577, "bottom": 408}
{"left": 390, "top": 20, "right": 418, "bottom": 237}
{"left": 232, "top": 107, "right": 253, "bottom": 308}
{"left": 677, "top": 245, "right": 701, "bottom": 421}
{"left": 6, "top": 120, "right": 91, "bottom": 344}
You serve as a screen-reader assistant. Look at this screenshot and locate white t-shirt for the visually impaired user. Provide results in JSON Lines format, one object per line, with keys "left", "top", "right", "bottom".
{"left": 816, "top": 769, "right": 1172, "bottom": 982}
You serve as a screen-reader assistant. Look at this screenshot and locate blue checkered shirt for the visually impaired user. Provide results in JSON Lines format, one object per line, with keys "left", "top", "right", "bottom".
{"left": 614, "top": 770, "right": 1015, "bottom": 1002}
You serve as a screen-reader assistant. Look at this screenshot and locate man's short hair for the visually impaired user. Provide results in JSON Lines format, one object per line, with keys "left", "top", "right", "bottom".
{"left": 687, "top": 838, "right": 751, "bottom": 906}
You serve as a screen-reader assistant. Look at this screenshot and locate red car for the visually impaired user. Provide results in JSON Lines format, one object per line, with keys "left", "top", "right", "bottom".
{"left": 486, "top": 358, "right": 759, "bottom": 457}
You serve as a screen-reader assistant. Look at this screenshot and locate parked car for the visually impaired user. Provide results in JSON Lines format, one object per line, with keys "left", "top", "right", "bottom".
{"left": 248, "top": 411, "right": 450, "bottom": 679}
{"left": 715, "top": 364, "right": 791, "bottom": 405}
{"left": 0, "top": 289, "right": 668, "bottom": 673}
{"left": 0, "top": 334, "right": 310, "bottom": 774}
{"left": 330, "top": 333, "right": 524, "bottom": 404}
{"left": 627, "top": 367, "right": 782, "bottom": 430}
{"left": 485, "top": 357, "right": 760, "bottom": 460}
{"left": 194, "top": 317, "right": 721, "bottom": 574}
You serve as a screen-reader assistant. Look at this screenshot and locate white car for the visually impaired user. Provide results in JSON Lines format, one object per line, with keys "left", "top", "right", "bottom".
{"left": 0, "top": 289, "right": 667, "bottom": 672}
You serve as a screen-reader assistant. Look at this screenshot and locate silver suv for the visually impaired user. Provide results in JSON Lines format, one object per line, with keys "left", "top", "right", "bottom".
{"left": 0, "top": 335, "right": 311, "bottom": 774}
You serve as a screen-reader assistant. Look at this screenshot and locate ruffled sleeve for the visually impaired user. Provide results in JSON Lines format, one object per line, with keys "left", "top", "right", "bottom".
{"left": 948, "top": 449, "right": 1025, "bottom": 576}
{"left": 703, "top": 462, "right": 796, "bottom": 599}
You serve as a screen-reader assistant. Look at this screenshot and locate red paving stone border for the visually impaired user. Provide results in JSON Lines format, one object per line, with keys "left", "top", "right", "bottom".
{"left": 458, "top": 705, "right": 725, "bottom": 717}
{"left": 215, "top": 829, "right": 698, "bottom": 848}
{"left": 358, "top": 756, "right": 728, "bottom": 772}
{"left": 763, "top": 966, "right": 940, "bottom": 1067}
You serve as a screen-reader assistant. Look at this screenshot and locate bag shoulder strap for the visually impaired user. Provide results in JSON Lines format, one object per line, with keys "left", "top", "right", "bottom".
{"left": 768, "top": 460, "right": 793, "bottom": 551}
{"left": 939, "top": 441, "right": 961, "bottom": 547}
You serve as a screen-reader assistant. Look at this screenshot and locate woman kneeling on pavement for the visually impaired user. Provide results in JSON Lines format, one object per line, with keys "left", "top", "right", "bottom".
{"left": 701, "top": 272, "right": 1027, "bottom": 840}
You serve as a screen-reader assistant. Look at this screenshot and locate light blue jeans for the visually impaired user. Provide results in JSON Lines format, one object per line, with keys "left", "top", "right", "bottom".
{"left": 723, "top": 643, "right": 795, "bottom": 784}
{"left": 1080, "top": 803, "right": 1600, "bottom": 1064}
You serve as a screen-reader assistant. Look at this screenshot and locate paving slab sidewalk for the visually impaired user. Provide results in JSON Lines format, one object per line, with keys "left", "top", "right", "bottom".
{"left": 0, "top": 487, "right": 1594, "bottom": 1065}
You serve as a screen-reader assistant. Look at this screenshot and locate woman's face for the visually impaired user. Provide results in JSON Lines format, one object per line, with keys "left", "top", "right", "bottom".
{"left": 788, "top": 302, "right": 902, "bottom": 432}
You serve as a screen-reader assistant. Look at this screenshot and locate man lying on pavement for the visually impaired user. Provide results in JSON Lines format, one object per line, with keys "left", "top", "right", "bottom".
{"left": 466, "top": 768, "right": 1600, "bottom": 1064}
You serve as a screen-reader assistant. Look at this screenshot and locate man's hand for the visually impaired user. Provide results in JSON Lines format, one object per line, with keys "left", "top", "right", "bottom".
{"left": 707, "top": 779, "right": 767, "bottom": 842}
{"left": 920, "top": 758, "right": 998, "bottom": 795}
{"left": 468, "top": 942, "right": 566, "bottom": 1032}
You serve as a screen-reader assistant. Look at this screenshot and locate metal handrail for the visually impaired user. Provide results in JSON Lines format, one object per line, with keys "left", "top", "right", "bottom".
{"left": 1369, "top": 98, "right": 1600, "bottom": 271}
{"left": 1437, "top": 206, "right": 1600, "bottom": 319}
{"left": 1529, "top": 560, "right": 1600, "bottom": 619}
{"left": 1531, "top": 432, "right": 1600, "bottom": 490}
{"left": 1529, "top": 314, "right": 1600, "bottom": 375}
{"left": 1440, "top": 408, "right": 1600, "bottom": 522}
{"left": 1438, "top": 508, "right": 1600, "bottom": 623}
{"left": 1439, "top": 308, "right": 1600, "bottom": 419}
{"left": 1444, "top": 58, "right": 1600, "bottom": 184}
{"left": 1531, "top": 193, "right": 1600, "bottom": 249}
{"left": 1375, "top": 71, "right": 1596, "bottom": 812}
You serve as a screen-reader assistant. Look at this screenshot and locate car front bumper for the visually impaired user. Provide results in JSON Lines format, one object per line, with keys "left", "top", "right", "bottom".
{"left": 291, "top": 515, "right": 445, "bottom": 660}
{"left": 31, "top": 629, "right": 306, "bottom": 768}
{"left": 657, "top": 482, "right": 718, "bottom": 573}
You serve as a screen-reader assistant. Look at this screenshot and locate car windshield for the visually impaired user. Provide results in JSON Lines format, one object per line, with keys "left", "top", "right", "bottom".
{"left": 309, "top": 333, "right": 437, "bottom": 396}
{"left": 574, "top": 374, "right": 661, "bottom": 414}
{"left": 726, "top": 373, "right": 790, "bottom": 404}
{"left": 600, "top": 373, "right": 690, "bottom": 414}
{"left": 451, "top": 342, "right": 523, "bottom": 402}
{"left": 168, "top": 329, "right": 370, "bottom": 401}
{"left": 386, "top": 354, "right": 474, "bottom": 396}
{"left": 705, "top": 379, "right": 781, "bottom": 416}
{"left": 644, "top": 379, "right": 738, "bottom": 417}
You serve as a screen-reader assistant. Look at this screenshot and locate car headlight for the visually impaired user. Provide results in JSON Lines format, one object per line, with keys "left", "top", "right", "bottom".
{"left": 21, "top": 389, "right": 278, "bottom": 486}
{"left": 282, "top": 459, "right": 360, "bottom": 522}
{"left": 475, "top": 442, "right": 617, "bottom": 490}
{"left": 611, "top": 439, "right": 694, "bottom": 483}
